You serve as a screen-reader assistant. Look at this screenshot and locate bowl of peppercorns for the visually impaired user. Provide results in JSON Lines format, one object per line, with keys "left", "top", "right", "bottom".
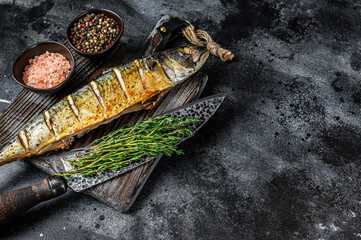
{"left": 66, "top": 8, "right": 124, "bottom": 57}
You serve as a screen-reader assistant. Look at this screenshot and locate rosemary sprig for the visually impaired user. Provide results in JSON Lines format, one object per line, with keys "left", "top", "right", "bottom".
{"left": 54, "top": 114, "right": 199, "bottom": 177}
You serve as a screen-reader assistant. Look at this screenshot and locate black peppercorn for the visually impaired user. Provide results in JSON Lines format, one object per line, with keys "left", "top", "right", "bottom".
{"left": 70, "top": 12, "right": 120, "bottom": 53}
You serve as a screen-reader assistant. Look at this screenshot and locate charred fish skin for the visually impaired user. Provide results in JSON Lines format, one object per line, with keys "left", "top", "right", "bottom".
{"left": 0, "top": 46, "right": 209, "bottom": 166}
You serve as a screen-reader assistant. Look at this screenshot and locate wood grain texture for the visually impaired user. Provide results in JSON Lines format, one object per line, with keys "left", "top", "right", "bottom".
{"left": 83, "top": 73, "right": 207, "bottom": 211}
{"left": 0, "top": 43, "right": 123, "bottom": 146}
{"left": 0, "top": 178, "right": 53, "bottom": 223}
{"left": 0, "top": 16, "right": 207, "bottom": 212}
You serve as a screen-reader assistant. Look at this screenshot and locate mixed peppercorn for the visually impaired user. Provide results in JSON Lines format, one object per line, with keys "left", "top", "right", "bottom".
{"left": 70, "top": 13, "right": 120, "bottom": 54}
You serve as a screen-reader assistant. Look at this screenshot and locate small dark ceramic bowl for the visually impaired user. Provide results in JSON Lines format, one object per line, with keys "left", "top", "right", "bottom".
{"left": 66, "top": 8, "right": 124, "bottom": 58}
{"left": 12, "top": 41, "right": 75, "bottom": 95}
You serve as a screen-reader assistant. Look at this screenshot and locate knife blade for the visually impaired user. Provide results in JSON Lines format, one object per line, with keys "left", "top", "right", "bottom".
{"left": 0, "top": 93, "right": 226, "bottom": 223}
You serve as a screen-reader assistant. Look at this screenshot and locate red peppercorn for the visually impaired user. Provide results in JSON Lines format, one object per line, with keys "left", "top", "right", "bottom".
{"left": 70, "top": 13, "right": 120, "bottom": 54}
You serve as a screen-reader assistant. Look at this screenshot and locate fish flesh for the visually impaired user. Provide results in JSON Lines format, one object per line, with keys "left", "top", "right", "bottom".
{"left": 0, "top": 46, "right": 209, "bottom": 166}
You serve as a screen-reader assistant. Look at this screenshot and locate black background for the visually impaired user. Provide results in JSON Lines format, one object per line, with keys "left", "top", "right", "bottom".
{"left": 0, "top": 0, "right": 361, "bottom": 239}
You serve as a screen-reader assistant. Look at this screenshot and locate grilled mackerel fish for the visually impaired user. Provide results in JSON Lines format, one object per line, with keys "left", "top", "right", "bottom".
{"left": 0, "top": 46, "right": 209, "bottom": 166}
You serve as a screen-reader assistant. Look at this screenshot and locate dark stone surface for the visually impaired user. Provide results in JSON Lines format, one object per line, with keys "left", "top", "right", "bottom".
{"left": 1, "top": 0, "right": 361, "bottom": 239}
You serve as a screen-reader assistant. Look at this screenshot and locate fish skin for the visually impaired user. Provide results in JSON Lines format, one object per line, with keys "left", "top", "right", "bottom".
{"left": 0, "top": 46, "right": 209, "bottom": 166}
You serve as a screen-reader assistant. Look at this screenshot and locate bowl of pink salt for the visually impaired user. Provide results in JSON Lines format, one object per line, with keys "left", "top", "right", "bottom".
{"left": 12, "top": 41, "right": 75, "bottom": 94}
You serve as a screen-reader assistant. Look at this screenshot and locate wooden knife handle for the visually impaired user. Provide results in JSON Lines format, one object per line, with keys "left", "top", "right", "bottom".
{"left": 0, "top": 176, "right": 67, "bottom": 223}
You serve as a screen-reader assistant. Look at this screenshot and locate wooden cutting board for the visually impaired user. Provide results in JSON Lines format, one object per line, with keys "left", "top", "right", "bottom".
{"left": 0, "top": 16, "right": 208, "bottom": 212}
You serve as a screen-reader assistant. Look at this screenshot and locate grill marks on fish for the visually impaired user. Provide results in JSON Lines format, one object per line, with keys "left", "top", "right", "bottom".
{"left": 24, "top": 114, "right": 55, "bottom": 154}
{"left": 133, "top": 59, "right": 148, "bottom": 90}
{"left": 89, "top": 81, "right": 107, "bottom": 111}
{"left": 0, "top": 57, "right": 173, "bottom": 165}
{"left": 97, "top": 71, "right": 127, "bottom": 119}
{"left": 137, "top": 59, "right": 171, "bottom": 91}
{"left": 113, "top": 68, "right": 130, "bottom": 100}
{"left": 121, "top": 62, "right": 145, "bottom": 102}
{"left": 0, "top": 46, "right": 209, "bottom": 166}
{"left": 72, "top": 84, "right": 105, "bottom": 127}
{"left": 48, "top": 99, "right": 80, "bottom": 139}
{"left": 66, "top": 95, "right": 81, "bottom": 123}
{"left": 44, "top": 110, "right": 58, "bottom": 139}
{"left": 18, "top": 130, "right": 29, "bottom": 152}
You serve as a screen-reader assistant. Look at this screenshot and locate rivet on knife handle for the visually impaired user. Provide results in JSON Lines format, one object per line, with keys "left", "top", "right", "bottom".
{"left": 138, "top": 15, "right": 187, "bottom": 58}
{"left": 0, "top": 176, "right": 67, "bottom": 224}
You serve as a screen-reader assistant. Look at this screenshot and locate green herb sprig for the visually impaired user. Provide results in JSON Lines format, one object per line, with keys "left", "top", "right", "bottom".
{"left": 54, "top": 114, "right": 199, "bottom": 177}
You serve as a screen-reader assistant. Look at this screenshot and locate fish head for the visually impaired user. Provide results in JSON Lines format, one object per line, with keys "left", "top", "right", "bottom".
{"left": 158, "top": 46, "right": 209, "bottom": 83}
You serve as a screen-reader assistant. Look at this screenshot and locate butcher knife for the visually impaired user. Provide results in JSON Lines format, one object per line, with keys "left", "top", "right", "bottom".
{"left": 0, "top": 93, "right": 226, "bottom": 223}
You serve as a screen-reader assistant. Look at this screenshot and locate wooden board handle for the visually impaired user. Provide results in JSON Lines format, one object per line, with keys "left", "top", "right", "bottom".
{"left": 0, "top": 176, "right": 67, "bottom": 224}
{"left": 136, "top": 15, "right": 186, "bottom": 58}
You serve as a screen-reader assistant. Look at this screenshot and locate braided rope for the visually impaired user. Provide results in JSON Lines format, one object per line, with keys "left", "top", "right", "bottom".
{"left": 182, "top": 24, "right": 234, "bottom": 61}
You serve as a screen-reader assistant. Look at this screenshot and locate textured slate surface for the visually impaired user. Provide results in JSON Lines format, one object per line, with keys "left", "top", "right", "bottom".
{"left": 1, "top": 0, "right": 361, "bottom": 239}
